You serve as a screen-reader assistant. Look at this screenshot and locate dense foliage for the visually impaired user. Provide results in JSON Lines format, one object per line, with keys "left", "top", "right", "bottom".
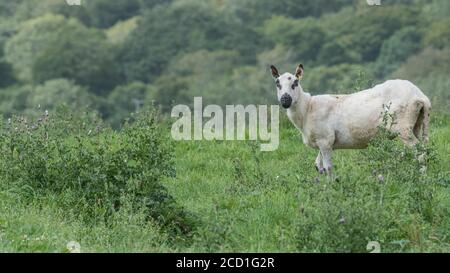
{"left": 0, "top": 0, "right": 448, "bottom": 125}
{"left": 0, "top": 108, "right": 197, "bottom": 237}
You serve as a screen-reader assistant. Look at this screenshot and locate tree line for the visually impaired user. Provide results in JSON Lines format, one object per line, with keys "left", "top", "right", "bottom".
{"left": 0, "top": 0, "right": 448, "bottom": 128}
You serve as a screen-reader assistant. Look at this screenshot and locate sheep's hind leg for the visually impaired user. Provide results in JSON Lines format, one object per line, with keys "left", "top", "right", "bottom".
{"left": 315, "top": 152, "right": 325, "bottom": 174}
{"left": 319, "top": 146, "right": 334, "bottom": 178}
{"left": 398, "top": 128, "right": 419, "bottom": 147}
{"left": 397, "top": 104, "right": 423, "bottom": 147}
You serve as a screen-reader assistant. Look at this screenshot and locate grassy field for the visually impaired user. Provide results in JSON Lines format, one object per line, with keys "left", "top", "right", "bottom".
{"left": 0, "top": 112, "right": 449, "bottom": 253}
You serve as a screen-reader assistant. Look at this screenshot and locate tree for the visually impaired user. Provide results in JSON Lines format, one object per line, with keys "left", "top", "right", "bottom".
{"left": 149, "top": 76, "right": 191, "bottom": 113}
{"left": 392, "top": 47, "right": 450, "bottom": 113}
{"left": 52, "top": 2, "right": 92, "bottom": 26}
{"left": 156, "top": 50, "right": 241, "bottom": 107}
{"left": 0, "top": 1, "right": 22, "bottom": 17}
{"left": 422, "top": 0, "right": 450, "bottom": 21}
{"left": 26, "top": 79, "right": 101, "bottom": 115}
{"left": 261, "top": 16, "right": 325, "bottom": 63}
{"left": 10, "top": 0, "right": 89, "bottom": 23}
{"left": 31, "top": 21, "right": 120, "bottom": 94}
{"left": 317, "top": 41, "right": 362, "bottom": 66}
{"left": 226, "top": 0, "right": 353, "bottom": 25}
{"left": 139, "top": 0, "right": 171, "bottom": 10}
{"left": 320, "top": 5, "right": 421, "bottom": 62}
{"left": 0, "top": 60, "right": 15, "bottom": 88}
{"left": 0, "top": 79, "right": 105, "bottom": 116}
{"left": 4, "top": 14, "right": 69, "bottom": 82}
{"left": 302, "top": 64, "right": 373, "bottom": 94}
{"left": 107, "top": 82, "right": 154, "bottom": 127}
{"left": 353, "top": 6, "right": 420, "bottom": 62}
{"left": 423, "top": 19, "right": 450, "bottom": 50}
{"left": 222, "top": 65, "right": 274, "bottom": 106}
{"left": 119, "top": 1, "right": 265, "bottom": 83}
{"left": 257, "top": 44, "right": 297, "bottom": 71}
{"left": 86, "top": 0, "right": 141, "bottom": 28}
{"left": 392, "top": 47, "right": 450, "bottom": 80}
{"left": 105, "top": 16, "right": 139, "bottom": 45}
{"left": 375, "top": 27, "right": 422, "bottom": 78}
{"left": 0, "top": 84, "right": 33, "bottom": 117}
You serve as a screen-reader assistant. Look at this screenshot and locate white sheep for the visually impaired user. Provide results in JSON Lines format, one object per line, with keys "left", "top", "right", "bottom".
{"left": 270, "top": 64, "right": 431, "bottom": 175}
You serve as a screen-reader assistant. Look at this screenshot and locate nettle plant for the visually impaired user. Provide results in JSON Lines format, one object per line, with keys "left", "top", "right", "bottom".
{"left": 0, "top": 106, "right": 197, "bottom": 236}
{"left": 360, "top": 104, "right": 442, "bottom": 218}
{"left": 362, "top": 104, "right": 438, "bottom": 181}
{"left": 296, "top": 103, "right": 448, "bottom": 252}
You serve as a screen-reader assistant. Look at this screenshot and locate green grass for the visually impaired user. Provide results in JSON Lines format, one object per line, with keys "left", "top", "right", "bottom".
{"left": 163, "top": 122, "right": 450, "bottom": 252}
{"left": 0, "top": 194, "right": 171, "bottom": 252}
{"left": 0, "top": 117, "right": 449, "bottom": 253}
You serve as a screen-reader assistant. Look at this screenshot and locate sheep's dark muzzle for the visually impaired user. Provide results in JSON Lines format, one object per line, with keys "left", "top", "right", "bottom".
{"left": 280, "top": 94, "right": 292, "bottom": 109}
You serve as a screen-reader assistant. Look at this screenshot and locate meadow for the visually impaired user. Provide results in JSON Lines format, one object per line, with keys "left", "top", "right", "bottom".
{"left": 0, "top": 0, "right": 449, "bottom": 253}
{"left": 0, "top": 109, "right": 448, "bottom": 253}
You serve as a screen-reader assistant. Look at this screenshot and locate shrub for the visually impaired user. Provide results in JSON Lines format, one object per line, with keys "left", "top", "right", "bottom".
{"left": 360, "top": 109, "right": 441, "bottom": 220}
{"left": 296, "top": 110, "right": 448, "bottom": 252}
{"left": 296, "top": 178, "right": 391, "bottom": 252}
{"left": 0, "top": 107, "right": 197, "bottom": 237}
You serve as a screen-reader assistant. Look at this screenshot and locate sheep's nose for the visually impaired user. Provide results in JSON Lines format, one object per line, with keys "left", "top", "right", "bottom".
{"left": 280, "top": 94, "right": 292, "bottom": 109}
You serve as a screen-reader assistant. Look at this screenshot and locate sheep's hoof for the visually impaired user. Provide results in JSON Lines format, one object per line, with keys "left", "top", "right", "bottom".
{"left": 315, "top": 165, "right": 324, "bottom": 173}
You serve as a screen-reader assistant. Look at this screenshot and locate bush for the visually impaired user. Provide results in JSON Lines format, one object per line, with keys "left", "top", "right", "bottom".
{"left": 296, "top": 179, "right": 391, "bottom": 252}
{"left": 0, "top": 107, "right": 197, "bottom": 236}
{"left": 296, "top": 111, "right": 449, "bottom": 252}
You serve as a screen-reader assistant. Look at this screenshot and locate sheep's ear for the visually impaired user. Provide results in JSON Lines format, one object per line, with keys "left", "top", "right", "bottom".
{"left": 270, "top": 65, "right": 280, "bottom": 78}
{"left": 295, "top": 64, "right": 304, "bottom": 79}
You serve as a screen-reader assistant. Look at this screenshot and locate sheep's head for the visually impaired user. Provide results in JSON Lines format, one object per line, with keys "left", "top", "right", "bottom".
{"left": 270, "top": 64, "right": 304, "bottom": 109}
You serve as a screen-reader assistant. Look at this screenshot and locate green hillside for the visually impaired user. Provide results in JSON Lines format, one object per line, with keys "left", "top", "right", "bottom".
{"left": 0, "top": 0, "right": 448, "bottom": 253}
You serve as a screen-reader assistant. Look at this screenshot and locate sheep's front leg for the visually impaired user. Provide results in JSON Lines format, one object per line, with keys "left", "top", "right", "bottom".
{"left": 315, "top": 152, "right": 325, "bottom": 174}
{"left": 319, "top": 146, "right": 333, "bottom": 176}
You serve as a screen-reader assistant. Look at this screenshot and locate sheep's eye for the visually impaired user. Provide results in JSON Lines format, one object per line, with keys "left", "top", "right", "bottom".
{"left": 276, "top": 80, "right": 281, "bottom": 89}
{"left": 291, "top": 80, "right": 299, "bottom": 89}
